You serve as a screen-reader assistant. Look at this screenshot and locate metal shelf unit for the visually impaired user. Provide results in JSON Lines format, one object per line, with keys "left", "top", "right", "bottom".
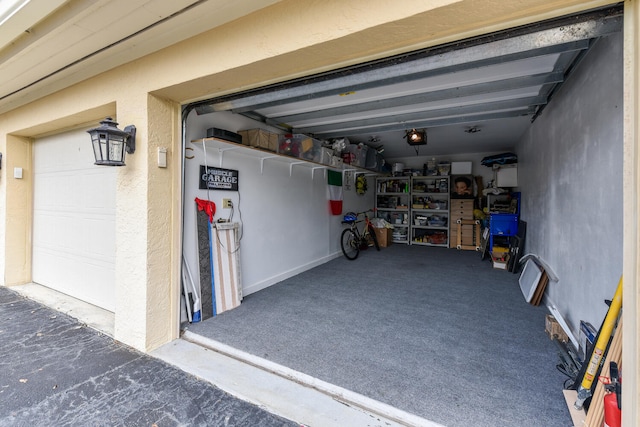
{"left": 409, "top": 176, "right": 450, "bottom": 247}
{"left": 375, "top": 177, "right": 410, "bottom": 244}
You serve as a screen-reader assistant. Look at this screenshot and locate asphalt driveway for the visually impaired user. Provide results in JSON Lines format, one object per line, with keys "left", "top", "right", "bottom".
{"left": 0, "top": 286, "right": 297, "bottom": 427}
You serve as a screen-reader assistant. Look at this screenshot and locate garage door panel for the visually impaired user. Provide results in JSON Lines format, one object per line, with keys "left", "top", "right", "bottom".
{"left": 35, "top": 169, "right": 116, "bottom": 210}
{"left": 33, "top": 130, "right": 116, "bottom": 312}
{"left": 32, "top": 246, "right": 114, "bottom": 309}
{"left": 34, "top": 212, "right": 115, "bottom": 252}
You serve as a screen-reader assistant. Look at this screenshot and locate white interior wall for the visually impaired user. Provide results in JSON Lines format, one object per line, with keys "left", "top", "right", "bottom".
{"left": 390, "top": 152, "right": 504, "bottom": 193}
{"left": 517, "top": 32, "right": 623, "bottom": 337}
{"left": 183, "top": 111, "right": 374, "bottom": 299}
{"left": 183, "top": 109, "right": 518, "bottom": 306}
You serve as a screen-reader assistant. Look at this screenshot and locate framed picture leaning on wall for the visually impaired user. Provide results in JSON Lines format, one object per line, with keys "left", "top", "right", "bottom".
{"left": 451, "top": 174, "right": 475, "bottom": 199}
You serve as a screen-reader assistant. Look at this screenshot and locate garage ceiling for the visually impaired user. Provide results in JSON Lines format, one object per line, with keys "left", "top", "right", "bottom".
{"left": 194, "top": 6, "right": 622, "bottom": 158}
{"left": 0, "top": 1, "right": 622, "bottom": 158}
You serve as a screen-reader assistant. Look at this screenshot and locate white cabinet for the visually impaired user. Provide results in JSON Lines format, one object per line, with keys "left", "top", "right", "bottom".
{"left": 410, "top": 176, "right": 450, "bottom": 247}
{"left": 375, "top": 177, "right": 410, "bottom": 244}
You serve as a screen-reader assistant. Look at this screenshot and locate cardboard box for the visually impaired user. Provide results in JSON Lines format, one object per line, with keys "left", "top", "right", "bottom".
{"left": 238, "top": 129, "right": 278, "bottom": 152}
{"left": 374, "top": 227, "right": 393, "bottom": 248}
{"left": 545, "top": 314, "right": 569, "bottom": 342}
{"left": 491, "top": 251, "right": 509, "bottom": 269}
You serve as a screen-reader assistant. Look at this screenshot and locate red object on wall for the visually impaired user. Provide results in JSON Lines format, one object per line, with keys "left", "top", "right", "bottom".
{"left": 195, "top": 198, "right": 216, "bottom": 223}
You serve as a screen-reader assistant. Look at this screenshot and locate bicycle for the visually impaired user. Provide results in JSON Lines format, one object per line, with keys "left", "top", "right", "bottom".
{"left": 340, "top": 210, "right": 380, "bottom": 260}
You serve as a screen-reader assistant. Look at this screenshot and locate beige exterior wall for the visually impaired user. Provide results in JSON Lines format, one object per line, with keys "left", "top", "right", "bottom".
{"left": 0, "top": 2, "right": 633, "bottom": 399}
{"left": 623, "top": 0, "right": 639, "bottom": 424}
{"left": 143, "top": 94, "right": 182, "bottom": 350}
{"left": 2, "top": 135, "right": 32, "bottom": 285}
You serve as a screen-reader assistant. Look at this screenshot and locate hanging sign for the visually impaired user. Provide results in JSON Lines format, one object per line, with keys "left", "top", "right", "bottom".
{"left": 199, "top": 165, "right": 239, "bottom": 191}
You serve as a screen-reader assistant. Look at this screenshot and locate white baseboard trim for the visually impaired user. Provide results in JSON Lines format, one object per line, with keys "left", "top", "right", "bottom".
{"left": 242, "top": 251, "right": 342, "bottom": 296}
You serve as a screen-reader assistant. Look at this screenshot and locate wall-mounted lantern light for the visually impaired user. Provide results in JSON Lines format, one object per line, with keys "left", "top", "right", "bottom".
{"left": 87, "top": 117, "right": 136, "bottom": 166}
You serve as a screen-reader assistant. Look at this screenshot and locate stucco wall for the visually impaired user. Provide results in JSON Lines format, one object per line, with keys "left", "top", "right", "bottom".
{"left": 517, "top": 32, "right": 624, "bottom": 338}
{"left": 2, "top": 135, "right": 32, "bottom": 285}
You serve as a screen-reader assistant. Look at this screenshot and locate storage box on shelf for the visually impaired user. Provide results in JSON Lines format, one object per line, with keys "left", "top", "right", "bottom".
{"left": 318, "top": 147, "right": 334, "bottom": 165}
{"left": 365, "top": 148, "right": 384, "bottom": 170}
{"left": 238, "top": 128, "right": 279, "bottom": 152}
{"left": 410, "top": 176, "right": 450, "bottom": 247}
{"left": 278, "top": 133, "right": 324, "bottom": 161}
{"left": 412, "top": 230, "right": 448, "bottom": 246}
{"left": 276, "top": 135, "right": 384, "bottom": 172}
{"left": 451, "top": 161, "right": 472, "bottom": 174}
{"left": 437, "top": 162, "right": 451, "bottom": 176}
{"left": 375, "top": 177, "right": 410, "bottom": 244}
{"left": 343, "top": 144, "right": 369, "bottom": 167}
{"left": 329, "top": 155, "right": 343, "bottom": 168}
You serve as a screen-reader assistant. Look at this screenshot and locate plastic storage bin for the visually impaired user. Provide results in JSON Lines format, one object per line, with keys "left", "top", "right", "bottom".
{"left": 344, "top": 144, "right": 369, "bottom": 167}
{"left": 489, "top": 214, "right": 518, "bottom": 236}
{"left": 278, "top": 134, "right": 322, "bottom": 160}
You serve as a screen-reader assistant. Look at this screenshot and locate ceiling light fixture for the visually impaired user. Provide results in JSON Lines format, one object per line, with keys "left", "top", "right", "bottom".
{"left": 404, "top": 128, "right": 427, "bottom": 155}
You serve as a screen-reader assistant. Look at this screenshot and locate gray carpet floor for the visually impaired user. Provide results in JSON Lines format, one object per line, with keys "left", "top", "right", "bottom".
{"left": 186, "top": 244, "right": 572, "bottom": 427}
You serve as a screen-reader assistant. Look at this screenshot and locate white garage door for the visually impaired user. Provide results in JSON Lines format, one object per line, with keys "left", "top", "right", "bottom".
{"left": 33, "top": 129, "right": 117, "bottom": 312}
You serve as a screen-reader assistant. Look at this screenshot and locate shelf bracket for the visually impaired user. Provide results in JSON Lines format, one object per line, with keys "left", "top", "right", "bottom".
{"left": 311, "top": 166, "right": 327, "bottom": 179}
{"left": 289, "top": 161, "right": 306, "bottom": 176}
{"left": 342, "top": 168, "right": 357, "bottom": 180}
{"left": 259, "top": 156, "right": 279, "bottom": 174}
{"left": 217, "top": 146, "right": 240, "bottom": 167}
{"left": 191, "top": 137, "right": 383, "bottom": 179}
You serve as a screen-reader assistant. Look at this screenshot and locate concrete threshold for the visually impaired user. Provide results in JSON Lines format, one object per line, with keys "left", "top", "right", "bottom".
{"left": 9, "top": 282, "right": 115, "bottom": 337}
{"left": 152, "top": 331, "right": 444, "bottom": 427}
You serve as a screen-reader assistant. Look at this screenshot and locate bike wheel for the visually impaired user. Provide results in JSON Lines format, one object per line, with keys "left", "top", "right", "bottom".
{"left": 368, "top": 224, "right": 380, "bottom": 251}
{"left": 341, "top": 229, "right": 360, "bottom": 260}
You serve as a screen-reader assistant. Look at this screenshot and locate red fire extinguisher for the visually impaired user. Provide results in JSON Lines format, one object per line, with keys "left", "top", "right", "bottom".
{"left": 601, "top": 361, "right": 621, "bottom": 427}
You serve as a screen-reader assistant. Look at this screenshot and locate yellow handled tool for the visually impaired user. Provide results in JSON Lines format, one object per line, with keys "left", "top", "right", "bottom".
{"left": 574, "top": 276, "right": 622, "bottom": 410}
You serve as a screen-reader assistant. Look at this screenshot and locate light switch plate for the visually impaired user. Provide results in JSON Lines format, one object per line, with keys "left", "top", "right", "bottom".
{"left": 14, "top": 167, "right": 23, "bottom": 179}
{"left": 158, "top": 148, "right": 167, "bottom": 168}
